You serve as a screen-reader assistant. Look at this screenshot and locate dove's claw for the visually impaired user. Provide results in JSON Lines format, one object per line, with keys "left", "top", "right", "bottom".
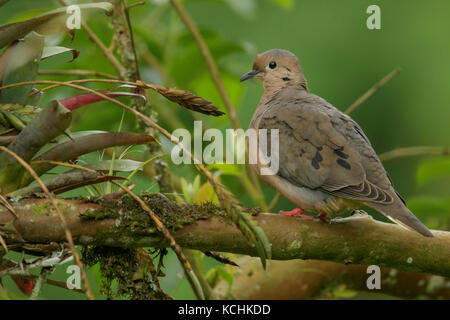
{"left": 279, "top": 207, "right": 313, "bottom": 219}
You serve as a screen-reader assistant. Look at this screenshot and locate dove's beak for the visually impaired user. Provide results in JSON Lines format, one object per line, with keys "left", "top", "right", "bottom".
{"left": 240, "top": 70, "right": 262, "bottom": 82}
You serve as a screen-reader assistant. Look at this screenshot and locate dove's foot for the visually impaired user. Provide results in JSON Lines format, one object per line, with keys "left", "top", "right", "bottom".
{"left": 316, "top": 212, "right": 330, "bottom": 223}
{"left": 279, "top": 207, "right": 313, "bottom": 219}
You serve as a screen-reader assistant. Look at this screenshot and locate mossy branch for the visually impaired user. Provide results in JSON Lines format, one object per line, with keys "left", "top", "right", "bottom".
{"left": 1, "top": 195, "right": 449, "bottom": 278}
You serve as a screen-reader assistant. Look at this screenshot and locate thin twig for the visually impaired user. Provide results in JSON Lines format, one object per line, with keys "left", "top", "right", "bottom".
{"left": 379, "top": 146, "right": 450, "bottom": 162}
{"left": 23, "top": 79, "right": 223, "bottom": 116}
{"left": 111, "top": 181, "right": 205, "bottom": 300}
{"left": 82, "top": 24, "right": 125, "bottom": 77}
{"left": 0, "top": 146, "right": 95, "bottom": 300}
{"left": 58, "top": 0, "right": 125, "bottom": 77}
{"left": 127, "top": 1, "right": 145, "bottom": 10}
{"left": 103, "top": 183, "right": 135, "bottom": 200}
{"left": 169, "top": 0, "right": 267, "bottom": 207}
{"left": 0, "top": 0, "right": 9, "bottom": 8}
{"left": 169, "top": 0, "right": 239, "bottom": 128}
{"left": 38, "top": 70, "right": 118, "bottom": 80}
{"left": 203, "top": 251, "right": 238, "bottom": 267}
{"left": 0, "top": 235, "right": 7, "bottom": 252}
{"left": 30, "top": 267, "right": 53, "bottom": 300}
{"left": 31, "top": 160, "right": 97, "bottom": 173}
{"left": 345, "top": 68, "right": 401, "bottom": 114}
{"left": 0, "top": 194, "right": 17, "bottom": 218}
{"left": 266, "top": 192, "right": 281, "bottom": 212}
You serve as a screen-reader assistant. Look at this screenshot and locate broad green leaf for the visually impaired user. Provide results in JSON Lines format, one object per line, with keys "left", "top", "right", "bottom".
{"left": 180, "top": 177, "right": 191, "bottom": 204}
{"left": 0, "top": 2, "right": 113, "bottom": 49}
{"left": 416, "top": 158, "right": 450, "bottom": 186}
{"left": 193, "top": 181, "right": 219, "bottom": 204}
{"left": 85, "top": 159, "right": 144, "bottom": 172}
{"left": 0, "top": 32, "right": 44, "bottom": 104}
{"left": 41, "top": 46, "right": 79, "bottom": 61}
{"left": 180, "top": 175, "right": 202, "bottom": 204}
{"left": 33, "top": 130, "right": 108, "bottom": 158}
{"left": 207, "top": 163, "right": 242, "bottom": 176}
{"left": 0, "top": 103, "right": 40, "bottom": 130}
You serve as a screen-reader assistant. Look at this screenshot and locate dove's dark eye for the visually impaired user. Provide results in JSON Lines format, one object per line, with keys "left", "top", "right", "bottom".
{"left": 268, "top": 61, "right": 277, "bottom": 69}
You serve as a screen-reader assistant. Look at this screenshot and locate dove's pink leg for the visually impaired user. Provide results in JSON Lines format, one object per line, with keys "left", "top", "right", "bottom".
{"left": 279, "top": 207, "right": 314, "bottom": 219}
{"left": 317, "top": 212, "right": 330, "bottom": 223}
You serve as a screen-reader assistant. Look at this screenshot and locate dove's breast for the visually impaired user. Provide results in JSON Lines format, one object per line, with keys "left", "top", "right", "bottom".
{"left": 254, "top": 161, "right": 357, "bottom": 214}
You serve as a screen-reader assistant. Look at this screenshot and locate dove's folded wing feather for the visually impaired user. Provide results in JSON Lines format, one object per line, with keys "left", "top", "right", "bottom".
{"left": 259, "top": 92, "right": 394, "bottom": 205}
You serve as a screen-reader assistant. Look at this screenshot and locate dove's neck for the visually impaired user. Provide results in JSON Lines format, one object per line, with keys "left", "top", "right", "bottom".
{"left": 249, "top": 85, "right": 308, "bottom": 130}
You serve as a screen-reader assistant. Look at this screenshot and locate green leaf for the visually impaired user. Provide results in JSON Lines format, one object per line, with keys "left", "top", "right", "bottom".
{"left": 192, "top": 174, "right": 201, "bottom": 195}
{"left": 0, "top": 2, "right": 113, "bottom": 49}
{"left": 85, "top": 159, "right": 144, "bottom": 172}
{"left": 180, "top": 177, "right": 191, "bottom": 204}
{"left": 33, "top": 130, "right": 108, "bottom": 158}
{"left": 235, "top": 210, "right": 271, "bottom": 269}
{"left": 41, "top": 46, "right": 80, "bottom": 62}
{"left": 194, "top": 181, "right": 219, "bottom": 204}
{"left": 0, "top": 32, "right": 45, "bottom": 104}
{"left": 207, "top": 163, "right": 242, "bottom": 176}
{"left": 416, "top": 157, "right": 450, "bottom": 186}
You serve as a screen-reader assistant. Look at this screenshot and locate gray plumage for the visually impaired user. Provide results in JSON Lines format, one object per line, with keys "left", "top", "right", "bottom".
{"left": 242, "top": 49, "right": 433, "bottom": 237}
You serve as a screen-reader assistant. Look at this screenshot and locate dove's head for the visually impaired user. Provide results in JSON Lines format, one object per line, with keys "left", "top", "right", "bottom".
{"left": 240, "top": 49, "right": 308, "bottom": 91}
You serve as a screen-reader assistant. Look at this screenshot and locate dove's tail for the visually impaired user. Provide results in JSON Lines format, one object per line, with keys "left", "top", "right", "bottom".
{"left": 368, "top": 195, "right": 434, "bottom": 237}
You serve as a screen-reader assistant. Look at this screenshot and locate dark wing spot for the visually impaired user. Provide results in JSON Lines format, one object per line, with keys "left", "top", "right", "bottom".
{"left": 299, "top": 149, "right": 305, "bottom": 157}
{"left": 311, "top": 158, "right": 320, "bottom": 170}
{"left": 282, "top": 77, "right": 291, "bottom": 81}
{"left": 317, "top": 146, "right": 323, "bottom": 151}
{"left": 337, "top": 159, "right": 351, "bottom": 170}
{"left": 314, "top": 151, "right": 323, "bottom": 162}
{"left": 334, "top": 148, "right": 349, "bottom": 159}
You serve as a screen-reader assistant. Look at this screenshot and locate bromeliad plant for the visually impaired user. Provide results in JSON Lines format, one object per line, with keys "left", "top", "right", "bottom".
{"left": 0, "top": 1, "right": 270, "bottom": 299}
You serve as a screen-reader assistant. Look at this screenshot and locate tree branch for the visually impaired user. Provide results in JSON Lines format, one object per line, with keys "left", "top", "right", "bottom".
{"left": 345, "top": 68, "right": 401, "bottom": 114}
{"left": 214, "top": 257, "right": 450, "bottom": 299}
{"left": 1, "top": 196, "right": 449, "bottom": 277}
{"left": 379, "top": 146, "right": 450, "bottom": 161}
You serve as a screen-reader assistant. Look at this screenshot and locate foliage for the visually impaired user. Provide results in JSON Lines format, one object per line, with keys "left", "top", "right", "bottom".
{"left": 0, "top": 0, "right": 449, "bottom": 300}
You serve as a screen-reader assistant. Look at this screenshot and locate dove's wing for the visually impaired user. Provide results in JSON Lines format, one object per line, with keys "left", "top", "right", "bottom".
{"left": 257, "top": 88, "right": 433, "bottom": 237}
{"left": 259, "top": 91, "right": 394, "bottom": 204}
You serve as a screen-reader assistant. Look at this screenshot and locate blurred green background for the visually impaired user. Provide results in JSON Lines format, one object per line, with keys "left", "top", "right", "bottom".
{"left": 1, "top": 0, "right": 449, "bottom": 299}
